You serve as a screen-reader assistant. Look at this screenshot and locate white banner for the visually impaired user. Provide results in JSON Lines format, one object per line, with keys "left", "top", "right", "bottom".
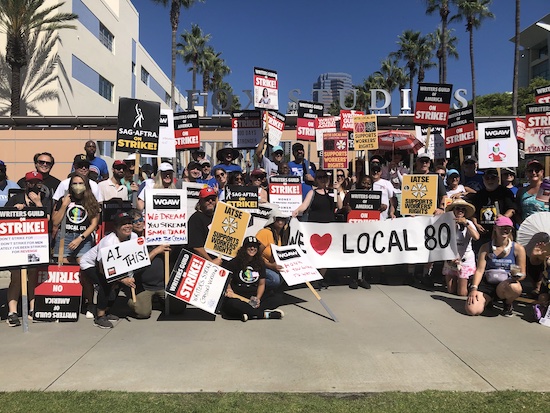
{"left": 288, "top": 213, "right": 458, "bottom": 268}
{"left": 100, "top": 237, "right": 151, "bottom": 282}
{"left": 272, "top": 245, "right": 323, "bottom": 286}
{"left": 145, "top": 188, "right": 188, "bottom": 245}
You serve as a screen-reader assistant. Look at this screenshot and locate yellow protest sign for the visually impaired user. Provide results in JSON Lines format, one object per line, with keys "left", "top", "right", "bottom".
{"left": 401, "top": 174, "right": 438, "bottom": 215}
{"left": 205, "top": 201, "right": 251, "bottom": 258}
{"left": 353, "top": 114, "right": 378, "bottom": 150}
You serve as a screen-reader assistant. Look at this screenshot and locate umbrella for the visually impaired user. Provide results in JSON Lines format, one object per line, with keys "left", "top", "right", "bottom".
{"left": 377, "top": 130, "right": 424, "bottom": 154}
{"left": 517, "top": 212, "right": 550, "bottom": 256}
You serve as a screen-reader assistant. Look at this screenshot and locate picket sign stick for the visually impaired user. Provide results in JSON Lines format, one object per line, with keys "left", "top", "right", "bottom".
{"left": 131, "top": 152, "right": 140, "bottom": 208}
{"left": 21, "top": 267, "right": 29, "bottom": 333}
{"left": 305, "top": 281, "right": 339, "bottom": 322}
{"left": 459, "top": 147, "right": 464, "bottom": 165}
{"left": 164, "top": 250, "right": 170, "bottom": 315}
{"left": 131, "top": 287, "right": 137, "bottom": 304}
{"left": 425, "top": 126, "right": 432, "bottom": 154}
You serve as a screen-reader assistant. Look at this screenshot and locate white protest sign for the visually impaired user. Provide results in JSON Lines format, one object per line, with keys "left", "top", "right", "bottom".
{"left": 268, "top": 176, "right": 302, "bottom": 217}
{"left": 272, "top": 245, "right": 323, "bottom": 286}
{"left": 288, "top": 213, "right": 458, "bottom": 268}
{"left": 477, "top": 120, "right": 518, "bottom": 169}
{"left": 100, "top": 237, "right": 151, "bottom": 282}
{"left": 143, "top": 109, "right": 176, "bottom": 158}
{"left": 145, "top": 188, "right": 188, "bottom": 245}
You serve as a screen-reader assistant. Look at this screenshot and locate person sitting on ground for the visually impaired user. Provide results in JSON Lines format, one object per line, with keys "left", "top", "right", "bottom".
{"left": 530, "top": 238, "right": 550, "bottom": 321}
{"left": 465, "top": 216, "right": 526, "bottom": 317}
{"left": 221, "top": 236, "right": 284, "bottom": 321}
{"left": 256, "top": 206, "right": 288, "bottom": 292}
{"left": 443, "top": 199, "right": 480, "bottom": 296}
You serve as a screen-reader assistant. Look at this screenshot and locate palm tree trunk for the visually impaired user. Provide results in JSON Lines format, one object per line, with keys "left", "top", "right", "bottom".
{"left": 512, "top": 0, "right": 520, "bottom": 116}
{"left": 441, "top": 1, "right": 448, "bottom": 83}
{"left": 10, "top": 64, "right": 21, "bottom": 116}
{"left": 203, "top": 70, "right": 209, "bottom": 116}
{"left": 469, "top": 27, "right": 476, "bottom": 116}
{"left": 170, "top": 1, "right": 181, "bottom": 111}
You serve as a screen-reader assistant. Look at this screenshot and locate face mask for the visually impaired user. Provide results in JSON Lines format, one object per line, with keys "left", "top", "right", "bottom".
{"left": 71, "top": 183, "right": 86, "bottom": 194}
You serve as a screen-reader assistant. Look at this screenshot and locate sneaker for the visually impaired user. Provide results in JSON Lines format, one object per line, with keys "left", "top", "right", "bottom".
{"left": 104, "top": 314, "right": 119, "bottom": 322}
{"left": 264, "top": 309, "right": 284, "bottom": 319}
{"left": 6, "top": 312, "right": 20, "bottom": 327}
{"left": 420, "top": 275, "right": 435, "bottom": 288}
{"left": 501, "top": 303, "right": 514, "bottom": 317}
{"left": 349, "top": 279, "right": 358, "bottom": 289}
{"left": 241, "top": 313, "right": 248, "bottom": 322}
{"left": 28, "top": 310, "right": 34, "bottom": 321}
{"left": 533, "top": 304, "right": 543, "bottom": 322}
{"left": 358, "top": 279, "right": 371, "bottom": 289}
{"left": 85, "top": 311, "right": 94, "bottom": 319}
{"left": 93, "top": 316, "right": 113, "bottom": 329}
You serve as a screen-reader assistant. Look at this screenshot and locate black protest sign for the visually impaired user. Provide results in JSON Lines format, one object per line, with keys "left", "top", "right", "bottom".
{"left": 414, "top": 83, "right": 453, "bottom": 126}
{"left": 174, "top": 110, "right": 200, "bottom": 150}
{"left": 347, "top": 190, "right": 382, "bottom": 210}
{"left": 116, "top": 98, "right": 161, "bottom": 155}
{"left": 225, "top": 186, "right": 259, "bottom": 210}
{"left": 34, "top": 265, "right": 82, "bottom": 322}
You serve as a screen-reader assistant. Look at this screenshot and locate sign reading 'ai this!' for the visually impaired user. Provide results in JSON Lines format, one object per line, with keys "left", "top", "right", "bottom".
{"left": 145, "top": 189, "right": 188, "bottom": 245}
{"left": 414, "top": 83, "right": 453, "bottom": 126}
{"left": 116, "top": 98, "right": 161, "bottom": 155}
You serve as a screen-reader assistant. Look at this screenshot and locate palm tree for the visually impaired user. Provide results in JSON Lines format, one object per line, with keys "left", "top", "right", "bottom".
{"left": 0, "top": 0, "right": 77, "bottom": 116}
{"left": 429, "top": 26, "right": 459, "bottom": 83}
{"left": 416, "top": 35, "right": 437, "bottom": 84}
{"left": 512, "top": 0, "right": 520, "bottom": 116}
{"left": 177, "top": 23, "right": 210, "bottom": 92}
{"left": 215, "top": 80, "right": 240, "bottom": 113}
{"left": 373, "top": 58, "right": 407, "bottom": 114}
{"left": 452, "top": 0, "right": 494, "bottom": 115}
{"left": 150, "top": 0, "right": 205, "bottom": 110}
{"left": 425, "top": 0, "right": 453, "bottom": 83}
{"left": 391, "top": 30, "right": 422, "bottom": 105}
{"left": 198, "top": 46, "right": 229, "bottom": 116}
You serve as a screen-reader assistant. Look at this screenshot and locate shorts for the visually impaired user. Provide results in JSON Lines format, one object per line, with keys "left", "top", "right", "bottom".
{"left": 52, "top": 232, "right": 94, "bottom": 260}
{"left": 442, "top": 251, "right": 476, "bottom": 279}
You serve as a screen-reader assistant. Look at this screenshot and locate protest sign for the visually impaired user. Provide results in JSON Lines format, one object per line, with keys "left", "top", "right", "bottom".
{"left": 288, "top": 213, "right": 457, "bottom": 268}
{"left": 477, "top": 120, "right": 518, "bottom": 168}
{"left": 254, "top": 67, "right": 278, "bottom": 111}
{"left": 297, "top": 100, "right": 323, "bottom": 141}
{"left": 268, "top": 176, "right": 302, "bottom": 216}
{"left": 232, "top": 110, "right": 263, "bottom": 148}
{"left": 315, "top": 116, "right": 337, "bottom": 151}
{"left": 415, "top": 126, "right": 445, "bottom": 159}
{"left": 225, "top": 186, "right": 259, "bottom": 210}
{"left": 346, "top": 190, "right": 382, "bottom": 221}
{"left": 180, "top": 182, "right": 207, "bottom": 220}
{"left": 322, "top": 131, "right": 348, "bottom": 169}
{"left": 265, "top": 110, "right": 286, "bottom": 147}
{"left": 166, "top": 249, "right": 229, "bottom": 315}
{"left": 353, "top": 114, "right": 378, "bottom": 150}
{"left": 174, "top": 110, "right": 200, "bottom": 150}
{"left": 100, "top": 237, "right": 151, "bottom": 282}
{"left": 535, "top": 84, "right": 550, "bottom": 104}
{"left": 116, "top": 97, "right": 161, "bottom": 155}
{"left": 401, "top": 174, "right": 439, "bottom": 216}
{"left": 142, "top": 109, "right": 175, "bottom": 158}
{"left": 414, "top": 83, "right": 453, "bottom": 126}
{"left": 445, "top": 106, "right": 475, "bottom": 149}
{"left": 245, "top": 204, "right": 274, "bottom": 238}
{"left": 34, "top": 265, "right": 82, "bottom": 322}
{"left": 272, "top": 245, "right": 323, "bottom": 286}
{"left": 0, "top": 208, "right": 49, "bottom": 267}
{"left": 205, "top": 201, "right": 251, "bottom": 258}
{"left": 525, "top": 104, "right": 550, "bottom": 155}
{"left": 340, "top": 110, "right": 364, "bottom": 131}
{"left": 145, "top": 189, "right": 188, "bottom": 245}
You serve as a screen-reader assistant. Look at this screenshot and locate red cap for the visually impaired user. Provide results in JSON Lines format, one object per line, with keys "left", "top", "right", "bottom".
{"left": 112, "top": 160, "right": 127, "bottom": 168}
{"left": 199, "top": 187, "right": 217, "bottom": 199}
{"left": 25, "top": 171, "right": 43, "bottom": 181}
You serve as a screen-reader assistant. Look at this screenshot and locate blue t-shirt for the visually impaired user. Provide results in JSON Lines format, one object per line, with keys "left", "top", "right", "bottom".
{"left": 212, "top": 163, "right": 242, "bottom": 173}
{"left": 288, "top": 159, "right": 315, "bottom": 199}
{"left": 0, "top": 180, "right": 21, "bottom": 208}
{"left": 90, "top": 156, "right": 109, "bottom": 179}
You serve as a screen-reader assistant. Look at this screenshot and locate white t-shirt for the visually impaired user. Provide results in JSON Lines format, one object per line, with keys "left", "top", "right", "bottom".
{"left": 96, "top": 232, "right": 138, "bottom": 262}
{"left": 372, "top": 178, "right": 395, "bottom": 220}
{"left": 53, "top": 178, "right": 101, "bottom": 202}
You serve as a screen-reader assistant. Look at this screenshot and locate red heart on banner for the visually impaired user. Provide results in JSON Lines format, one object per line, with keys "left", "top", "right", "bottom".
{"left": 310, "top": 233, "right": 332, "bottom": 255}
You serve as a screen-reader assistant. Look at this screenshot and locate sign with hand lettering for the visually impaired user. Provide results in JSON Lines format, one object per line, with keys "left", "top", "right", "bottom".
{"left": 100, "top": 237, "right": 151, "bottom": 282}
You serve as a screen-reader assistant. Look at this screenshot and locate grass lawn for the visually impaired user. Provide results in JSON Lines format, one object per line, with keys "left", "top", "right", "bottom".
{"left": 0, "top": 391, "right": 549, "bottom": 412}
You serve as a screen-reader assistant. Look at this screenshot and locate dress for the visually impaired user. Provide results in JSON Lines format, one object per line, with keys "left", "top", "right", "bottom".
{"left": 308, "top": 189, "right": 336, "bottom": 223}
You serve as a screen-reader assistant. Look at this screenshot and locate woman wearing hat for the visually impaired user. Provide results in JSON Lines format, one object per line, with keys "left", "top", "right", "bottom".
{"left": 444, "top": 200, "right": 480, "bottom": 296}
{"left": 222, "top": 236, "right": 284, "bottom": 321}
{"left": 466, "top": 216, "right": 526, "bottom": 317}
{"left": 445, "top": 169, "right": 467, "bottom": 200}
{"left": 213, "top": 144, "right": 242, "bottom": 173}
{"left": 136, "top": 162, "right": 176, "bottom": 210}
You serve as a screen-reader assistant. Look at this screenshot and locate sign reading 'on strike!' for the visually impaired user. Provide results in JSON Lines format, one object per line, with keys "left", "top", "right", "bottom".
{"left": 414, "top": 83, "right": 453, "bottom": 127}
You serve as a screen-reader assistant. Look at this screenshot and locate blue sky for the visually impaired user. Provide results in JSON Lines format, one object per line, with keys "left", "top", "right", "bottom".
{"left": 133, "top": 0, "right": 548, "bottom": 114}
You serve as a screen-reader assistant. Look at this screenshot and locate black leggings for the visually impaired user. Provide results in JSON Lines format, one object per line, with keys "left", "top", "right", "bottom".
{"left": 82, "top": 266, "right": 113, "bottom": 311}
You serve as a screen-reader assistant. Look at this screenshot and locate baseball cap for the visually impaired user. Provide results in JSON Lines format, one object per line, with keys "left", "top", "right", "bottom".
{"left": 199, "top": 159, "right": 211, "bottom": 167}
{"left": 502, "top": 167, "right": 516, "bottom": 175}
{"left": 114, "top": 212, "right": 133, "bottom": 226}
{"left": 243, "top": 236, "right": 260, "bottom": 248}
{"left": 495, "top": 216, "right": 514, "bottom": 228}
{"left": 192, "top": 146, "right": 206, "bottom": 154}
{"left": 158, "top": 162, "right": 174, "bottom": 172}
{"left": 199, "top": 187, "right": 217, "bottom": 199}
{"left": 0, "top": 160, "right": 5, "bottom": 169}
{"left": 483, "top": 168, "right": 499, "bottom": 177}
{"left": 446, "top": 168, "right": 460, "bottom": 177}
{"left": 25, "top": 171, "right": 43, "bottom": 181}
{"left": 416, "top": 153, "right": 431, "bottom": 161}
{"left": 370, "top": 155, "right": 384, "bottom": 164}
{"left": 187, "top": 161, "right": 201, "bottom": 171}
{"left": 250, "top": 168, "right": 266, "bottom": 176}
{"left": 112, "top": 160, "right": 127, "bottom": 168}
{"left": 464, "top": 155, "right": 477, "bottom": 163}
{"left": 272, "top": 145, "right": 284, "bottom": 153}
{"left": 73, "top": 154, "right": 90, "bottom": 166}
{"left": 141, "top": 163, "right": 154, "bottom": 172}
{"left": 527, "top": 159, "right": 544, "bottom": 170}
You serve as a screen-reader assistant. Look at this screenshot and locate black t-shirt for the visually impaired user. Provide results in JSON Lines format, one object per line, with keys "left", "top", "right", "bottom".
{"left": 186, "top": 210, "right": 213, "bottom": 250}
{"left": 5, "top": 191, "right": 52, "bottom": 216}
{"left": 54, "top": 198, "right": 91, "bottom": 234}
{"left": 135, "top": 248, "right": 164, "bottom": 292}
{"left": 223, "top": 257, "right": 266, "bottom": 298}
{"left": 471, "top": 186, "right": 517, "bottom": 234}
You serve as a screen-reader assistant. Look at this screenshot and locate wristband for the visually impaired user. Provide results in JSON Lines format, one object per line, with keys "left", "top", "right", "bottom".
{"left": 80, "top": 234, "right": 86, "bottom": 240}
{"left": 469, "top": 285, "right": 478, "bottom": 291}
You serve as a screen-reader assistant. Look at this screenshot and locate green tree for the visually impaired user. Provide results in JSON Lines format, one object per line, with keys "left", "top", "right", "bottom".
{"left": 373, "top": 58, "right": 407, "bottom": 114}
{"left": 429, "top": 26, "right": 459, "bottom": 83}
{"left": 150, "top": 0, "right": 205, "bottom": 110}
{"left": 452, "top": 0, "right": 494, "bottom": 116}
{"left": 416, "top": 34, "right": 437, "bottom": 83}
{"left": 0, "top": 0, "right": 77, "bottom": 116}
{"left": 391, "top": 30, "right": 423, "bottom": 105}
{"left": 425, "top": 0, "right": 453, "bottom": 83}
{"left": 177, "top": 23, "right": 211, "bottom": 92}
{"left": 201, "top": 47, "right": 230, "bottom": 116}
{"left": 512, "top": 0, "right": 520, "bottom": 115}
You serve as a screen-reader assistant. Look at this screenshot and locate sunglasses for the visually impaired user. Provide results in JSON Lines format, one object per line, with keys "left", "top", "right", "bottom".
{"left": 337, "top": 174, "right": 345, "bottom": 178}
{"left": 37, "top": 160, "right": 53, "bottom": 166}
{"left": 215, "top": 173, "right": 226, "bottom": 178}
{"left": 204, "top": 196, "right": 217, "bottom": 202}
{"left": 113, "top": 166, "right": 127, "bottom": 171}
{"left": 76, "top": 165, "right": 89, "bottom": 169}
{"left": 484, "top": 175, "right": 498, "bottom": 180}
{"left": 497, "top": 226, "right": 513, "bottom": 233}
{"left": 132, "top": 217, "right": 144, "bottom": 224}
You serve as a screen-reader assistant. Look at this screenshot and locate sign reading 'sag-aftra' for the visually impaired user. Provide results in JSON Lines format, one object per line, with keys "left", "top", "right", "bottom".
{"left": 116, "top": 98, "right": 161, "bottom": 155}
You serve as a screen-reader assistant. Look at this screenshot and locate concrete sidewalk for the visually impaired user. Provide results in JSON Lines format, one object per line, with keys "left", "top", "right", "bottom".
{"left": 1, "top": 274, "right": 549, "bottom": 393}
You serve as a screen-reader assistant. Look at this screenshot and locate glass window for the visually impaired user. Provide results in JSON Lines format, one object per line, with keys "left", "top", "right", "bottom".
{"left": 141, "top": 67, "right": 150, "bottom": 85}
{"left": 99, "top": 76, "right": 113, "bottom": 101}
{"left": 99, "top": 22, "right": 114, "bottom": 52}
{"left": 533, "top": 60, "right": 549, "bottom": 81}
{"left": 165, "top": 92, "right": 171, "bottom": 107}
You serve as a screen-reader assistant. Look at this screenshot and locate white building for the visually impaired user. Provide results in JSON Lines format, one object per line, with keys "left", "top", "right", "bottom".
{"left": 0, "top": 0, "right": 186, "bottom": 116}
{"left": 516, "top": 13, "right": 550, "bottom": 88}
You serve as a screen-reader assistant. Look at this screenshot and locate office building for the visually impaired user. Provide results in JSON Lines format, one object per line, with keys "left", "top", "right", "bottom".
{"left": 312, "top": 72, "right": 353, "bottom": 112}
{"left": 516, "top": 13, "right": 550, "bottom": 87}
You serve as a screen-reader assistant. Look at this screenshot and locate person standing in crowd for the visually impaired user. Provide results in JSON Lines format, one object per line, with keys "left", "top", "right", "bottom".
{"left": 446, "top": 169, "right": 467, "bottom": 200}
{"left": 443, "top": 199, "right": 480, "bottom": 296}
{"left": 276, "top": 162, "right": 291, "bottom": 176}
{"left": 83, "top": 140, "right": 109, "bottom": 182}
{"left": 255, "top": 136, "right": 284, "bottom": 176}
{"left": 17, "top": 152, "right": 61, "bottom": 199}
{"left": 198, "top": 159, "right": 216, "bottom": 187}
{"left": 381, "top": 150, "right": 409, "bottom": 190}
{"left": 371, "top": 164, "right": 396, "bottom": 220}
{"left": 516, "top": 159, "right": 549, "bottom": 223}
{"left": 250, "top": 169, "right": 268, "bottom": 203}
{"left": 191, "top": 146, "right": 208, "bottom": 163}
{"left": 288, "top": 142, "right": 315, "bottom": 198}
{"left": 0, "top": 160, "right": 20, "bottom": 207}
{"left": 256, "top": 206, "right": 287, "bottom": 292}
{"left": 53, "top": 155, "right": 101, "bottom": 202}
{"left": 140, "top": 164, "right": 154, "bottom": 181}
{"left": 137, "top": 162, "right": 176, "bottom": 210}
{"left": 227, "top": 171, "right": 245, "bottom": 186}
{"left": 221, "top": 236, "right": 284, "bottom": 322}
{"left": 120, "top": 154, "right": 141, "bottom": 196}
{"left": 461, "top": 155, "right": 485, "bottom": 195}
{"left": 369, "top": 154, "right": 385, "bottom": 170}
{"left": 52, "top": 173, "right": 100, "bottom": 263}
{"left": 184, "top": 161, "right": 203, "bottom": 183}
{"left": 465, "top": 216, "right": 526, "bottom": 317}
{"left": 213, "top": 144, "right": 242, "bottom": 173}
{"left": 98, "top": 160, "right": 129, "bottom": 202}
{"left": 186, "top": 187, "right": 223, "bottom": 266}
{"left": 213, "top": 167, "right": 228, "bottom": 200}
{"left": 501, "top": 167, "right": 518, "bottom": 198}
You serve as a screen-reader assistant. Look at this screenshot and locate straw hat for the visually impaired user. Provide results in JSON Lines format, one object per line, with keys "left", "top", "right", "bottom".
{"left": 445, "top": 198, "right": 475, "bottom": 218}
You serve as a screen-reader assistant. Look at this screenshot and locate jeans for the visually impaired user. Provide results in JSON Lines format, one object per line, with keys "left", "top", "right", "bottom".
{"left": 265, "top": 268, "right": 282, "bottom": 290}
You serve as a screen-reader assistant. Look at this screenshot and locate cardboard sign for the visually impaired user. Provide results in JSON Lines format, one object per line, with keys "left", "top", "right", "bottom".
{"left": 254, "top": 67, "right": 278, "bottom": 110}
{"left": 340, "top": 110, "right": 364, "bottom": 131}
{"left": 535, "top": 84, "right": 550, "bottom": 104}
{"left": 347, "top": 210, "right": 381, "bottom": 222}
{"left": 0, "top": 208, "right": 49, "bottom": 268}
{"left": 347, "top": 190, "right": 382, "bottom": 210}
{"left": 414, "top": 83, "right": 453, "bottom": 126}
{"left": 477, "top": 121, "right": 518, "bottom": 168}
{"left": 446, "top": 106, "right": 475, "bottom": 149}
{"left": 34, "top": 265, "right": 82, "bottom": 322}
{"left": 174, "top": 110, "right": 200, "bottom": 150}
{"left": 116, "top": 97, "right": 161, "bottom": 155}
{"left": 225, "top": 186, "right": 259, "bottom": 210}
{"left": 145, "top": 189, "right": 188, "bottom": 245}
{"left": 232, "top": 110, "right": 263, "bottom": 148}
{"left": 268, "top": 176, "right": 302, "bottom": 217}
{"left": 100, "top": 237, "right": 151, "bottom": 282}
{"left": 401, "top": 174, "right": 439, "bottom": 216}
{"left": 205, "top": 201, "right": 251, "bottom": 258}
{"left": 323, "top": 131, "right": 349, "bottom": 169}
{"left": 272, "top": 245, "right": 323, "bottom": 286}
{"left": 353, "top": 114, "right": 378, "bottom": 150}
{"left": 265, "top": 110, "right": 285, "bottom": 147}
{"left": 141, "top": 109, "right": 175, "bottom": 158}
{"left": 415, "top": 126, "right": 445, "bottom": 160}
{"left": 315, "top": 116, "right": 337, "bottom": 151}
{"left": 297, "top": 100, "right": 323, "bottom": 141}
{"left": 166, "top": 249, "right": 229, "bottom": 315}
{"left": 525, "top": 104, "right": 550, "bottom": 155}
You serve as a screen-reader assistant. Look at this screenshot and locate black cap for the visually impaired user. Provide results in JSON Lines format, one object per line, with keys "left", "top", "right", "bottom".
{"left": 483, "top": 168, "right": 499, "bottom": 177}
{"left": 114, "top": 212, "right": 133, "bottom": 226}
{"left": 73, "top": 154, "right": 90, "bottom": 166}
{"left": 243, "top": 236, "right": 260, "bottom": 248}
{"left": 292, "top": 142, "right": 304, "bottom": 152}
{"left": 464, "top": 155, "right": 477, "bottom": 163}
